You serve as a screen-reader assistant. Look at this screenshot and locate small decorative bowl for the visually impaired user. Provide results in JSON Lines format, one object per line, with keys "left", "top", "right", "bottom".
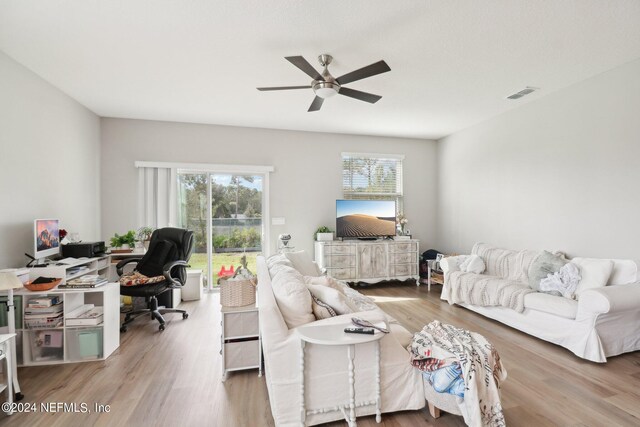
{"left": 24, "top": 278, "right": 62, "bottom": 292}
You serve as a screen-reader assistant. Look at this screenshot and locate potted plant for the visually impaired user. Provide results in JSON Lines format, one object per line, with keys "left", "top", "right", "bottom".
{"left": 136, "top": 226, "right": 155, "bottom": 250}
{"left": 314, "top": 226, "right": 334, "bottom": 241}
{"left": 110, "top": 230, "right": 137, "bottom": 252}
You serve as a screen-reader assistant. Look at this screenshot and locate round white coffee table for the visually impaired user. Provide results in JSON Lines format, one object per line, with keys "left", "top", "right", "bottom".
{"left": 295, "top": 322, "right": 386, "bottom": 427}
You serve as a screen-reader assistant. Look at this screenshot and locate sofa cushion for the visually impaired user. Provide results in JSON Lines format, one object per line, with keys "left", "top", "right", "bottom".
{"left": 267, "top": 253, "right": 294, "bottom": 269}
{"left": 270, "top": 264, "right": 315, "bottom": 328}
{"left": 459, "top": 254, "right": 486, "bottom": 274}
{"left": 528, "top": 251, "right": 567, "bottom": 291}
{"left": 606, "top": 259, "right": 639, "bottom": 285}
{"left": 284, "top": 250, "right": 322, "bottom": 276}
{"left": 303, "top": 275, "right": 346, "bottom": 294}
{"left": 524, "top": 293, "right": 578, "bottom": 319}
{"left": 572, "top": 258, "right": 614, "bottom": 296}
{"left": 472, "top": 242, "right": 538, "bottom": 282}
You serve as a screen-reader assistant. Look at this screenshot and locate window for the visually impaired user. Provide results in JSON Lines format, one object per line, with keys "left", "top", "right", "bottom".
{"left": 342, "top": 152, "right": 404, "bottom": 207}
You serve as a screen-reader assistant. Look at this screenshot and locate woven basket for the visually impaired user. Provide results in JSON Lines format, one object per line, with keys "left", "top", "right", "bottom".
{"left": 220, "top": 276, "right": 257, "bottom": 307}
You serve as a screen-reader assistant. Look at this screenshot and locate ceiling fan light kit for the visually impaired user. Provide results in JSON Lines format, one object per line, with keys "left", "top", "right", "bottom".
{"left": 257, "top": 53, "right": 390, "bottom": 112}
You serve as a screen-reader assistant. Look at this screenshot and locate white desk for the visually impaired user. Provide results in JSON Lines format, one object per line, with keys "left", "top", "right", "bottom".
{"left": 295, "top": 322, "right": 385, "bottom": 427}
{"left": 0, "top": 334, "right": 16, "bottom": 415}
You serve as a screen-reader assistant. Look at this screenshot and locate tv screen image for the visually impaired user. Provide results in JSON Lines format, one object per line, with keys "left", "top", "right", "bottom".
{"left": 35, "top": 219, "right": 60, "bottom": 258}
{"left": 336, "top": 200, "right": 396, "bottom": 238}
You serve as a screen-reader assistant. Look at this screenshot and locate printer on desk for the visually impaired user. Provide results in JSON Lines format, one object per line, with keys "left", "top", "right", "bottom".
{"left": 61, "top": 242, "right": 106, "bottom": 258}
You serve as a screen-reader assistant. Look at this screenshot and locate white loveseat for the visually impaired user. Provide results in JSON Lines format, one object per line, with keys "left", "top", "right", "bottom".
{"left": 257, "top": 255, "right": 424, "bottom": 426}
{"left": 440, "top": 243, "right": 640, "bottom": 363}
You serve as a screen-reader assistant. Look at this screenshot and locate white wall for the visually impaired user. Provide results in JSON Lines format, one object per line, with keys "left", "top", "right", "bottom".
{"left": 437, "top": 59, "right": 640, "bottom": 259}
{"left": 0, "top": 51, "right": 101, "bottom": 268}
{"left": 100, "top": 118, "right": 437, "bottom": 255}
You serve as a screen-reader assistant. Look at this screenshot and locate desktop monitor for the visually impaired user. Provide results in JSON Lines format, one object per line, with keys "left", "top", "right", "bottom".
{"left": 34, "top": 219, "right": 60, "bottom": 260}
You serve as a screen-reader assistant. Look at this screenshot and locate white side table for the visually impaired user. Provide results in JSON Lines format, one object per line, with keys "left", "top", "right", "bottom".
{"left": 295, "top": 322, "right": 385, "bottom": 427}
{"left": 0, "top": 334, "right": 16, "bottom": 415}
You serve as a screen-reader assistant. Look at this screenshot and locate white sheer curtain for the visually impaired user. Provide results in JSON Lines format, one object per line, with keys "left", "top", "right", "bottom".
{"left": 136, "top": 166, "right": 178, "bottom": 229}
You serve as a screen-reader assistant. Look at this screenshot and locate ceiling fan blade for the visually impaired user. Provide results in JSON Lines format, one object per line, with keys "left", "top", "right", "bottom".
{"left": 285, "top": 56, "right": 323, "bottom": 81}
{"left": 336, "top": 60, "right": 391, "bottom": 85}
{"left": 257, "top": 85, "right": 310, "bottom": 91}
{"left": 338, "top": 87, "right": 382, "bottom": 104}
{"left": 308, "top": 96, "right": 324, "bottom": 112}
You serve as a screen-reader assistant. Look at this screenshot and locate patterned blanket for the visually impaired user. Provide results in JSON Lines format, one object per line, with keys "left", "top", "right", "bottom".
{"left": 410, "top": 321, "right": 507, "bottom": 427}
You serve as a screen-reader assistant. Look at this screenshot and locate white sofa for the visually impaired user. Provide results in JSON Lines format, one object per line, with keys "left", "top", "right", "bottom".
{"left": 440, "top": 243, "right": 640, "bottom": 363}
{"left": 257, "top": 255, "right": 424, "bottom": 426}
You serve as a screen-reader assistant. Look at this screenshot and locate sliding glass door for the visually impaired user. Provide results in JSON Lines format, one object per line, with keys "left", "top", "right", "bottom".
{"left": 177, "top": 172, "right": 264, "bottom": 290}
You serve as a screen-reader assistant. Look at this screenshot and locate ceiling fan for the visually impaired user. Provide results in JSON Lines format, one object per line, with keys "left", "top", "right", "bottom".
{"left": 257, "top": 54, "right": 391, "bottom": 112}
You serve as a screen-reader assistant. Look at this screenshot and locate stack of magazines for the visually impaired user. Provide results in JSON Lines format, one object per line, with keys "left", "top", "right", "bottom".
{"left": 59, "top": 275, "right": 107, "bottom": 289}
{"left": 24, "top": 296, "right": 64, "bottom": 329}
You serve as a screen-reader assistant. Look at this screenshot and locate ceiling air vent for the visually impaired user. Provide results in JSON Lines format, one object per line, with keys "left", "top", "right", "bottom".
{"left": 506, "top": 86, "right": 539, "bottom": 100}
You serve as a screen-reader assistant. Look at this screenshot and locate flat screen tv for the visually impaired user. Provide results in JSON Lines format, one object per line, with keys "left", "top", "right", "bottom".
{"left": 34, "top": 219, "right": 60, "bottom": 259}
{"left": 336, "top": 200, "right": 396, "bottom": 238}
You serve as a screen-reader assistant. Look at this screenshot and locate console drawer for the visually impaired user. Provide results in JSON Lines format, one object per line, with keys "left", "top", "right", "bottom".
{"left": 394, "top": 264, "right": 417, "bottom": 277}
{"left": 326, "top": 244, "right": 355, "bottom": 255}
{"left": 328, "top": 254, "right": 355, "bottom": 268}
{"left": 391, "top": 242, "right": 418, "bottom": 253}
{"left": 392, "top": 252, "right": 415, "bottom": 264}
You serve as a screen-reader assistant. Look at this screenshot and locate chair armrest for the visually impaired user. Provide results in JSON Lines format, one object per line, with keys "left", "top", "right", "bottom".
{"left": 163, "top": 260, "right": 189, "bottom": 287}
{"left": 440, "top": 255, "right": 469, "bottom": 275}
{"left": 115, "top": 257, "right": 143, "bottom": 276}
{"left": 578, "top": 283, "right": 640, "bottom": 315}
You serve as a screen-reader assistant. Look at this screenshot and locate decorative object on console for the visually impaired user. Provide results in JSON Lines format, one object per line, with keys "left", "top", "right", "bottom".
{"left": 314, "top": 225, "right": 334, "bottom": 241}
{"left": 257, "top": 54, "right": 391, "bottom": 112}
{"left": 397, "top": 212, "right": 408, "bottom": 235}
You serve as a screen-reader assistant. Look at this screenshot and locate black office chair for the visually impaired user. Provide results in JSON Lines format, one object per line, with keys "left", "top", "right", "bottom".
{"left": 116, "top": 227, "right": 194, "bottom": 332}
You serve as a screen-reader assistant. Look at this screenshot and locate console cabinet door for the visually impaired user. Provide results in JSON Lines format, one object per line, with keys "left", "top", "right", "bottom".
{"left": 357, "top": 244, "right": 388, "bottom": 279}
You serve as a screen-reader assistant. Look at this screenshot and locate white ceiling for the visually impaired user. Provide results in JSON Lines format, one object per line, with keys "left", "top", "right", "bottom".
{"left": 1, "top": 1, "right": 640, "bottom": 140}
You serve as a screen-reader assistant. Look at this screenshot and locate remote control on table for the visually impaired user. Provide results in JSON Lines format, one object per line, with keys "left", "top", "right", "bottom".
{"left": 344, "top": 327, "right": 374, "bottom": 335}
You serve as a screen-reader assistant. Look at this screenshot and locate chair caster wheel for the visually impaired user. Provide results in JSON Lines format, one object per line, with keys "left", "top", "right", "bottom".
{"left": 183, "top": 312, "right": 189, "bottom": 319}
{"left": 159, "top": 324, "right": 165, "bottom": 331}
{"left": 120, "top": 326, "right": 127, "bottom": 333}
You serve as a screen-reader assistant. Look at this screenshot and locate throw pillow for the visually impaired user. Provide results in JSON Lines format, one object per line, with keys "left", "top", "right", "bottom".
{"left": 571, "top": 258, "right": 614, "bottom": 296}
{"left": 528, "top": 251, "right": 568, "bottom": 291}
{"left": 606, "top": 259, "right": 639, "bottom": 285}
{"left": 119, "top": 271, "right": 166, "bottom": 287}
{"left": 459, "top": 254, "right": 486, "bottom": 274}
{"left": 270, "top": 265, "right": 315, "bottom": 328}
{"left": 306, "top": 284, "right": 358, "bottom": 315}
{"left": 310, "top": 292, "right": 338, "bottom": 320}
{"left": 303, "top": 275, "right": 346, "bottom": 294}
{"left": 284, "top": 251, "right": 322, "bottom": 277}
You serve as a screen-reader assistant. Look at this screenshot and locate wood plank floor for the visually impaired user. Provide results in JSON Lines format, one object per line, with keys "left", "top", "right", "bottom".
{"left": 1, "top": 282, "right": 638, "bottom": 426}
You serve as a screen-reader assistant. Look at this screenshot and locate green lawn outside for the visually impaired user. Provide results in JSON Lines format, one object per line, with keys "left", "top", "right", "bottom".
{"left": 189, "top": 252, "right": 258, "bottom": 285}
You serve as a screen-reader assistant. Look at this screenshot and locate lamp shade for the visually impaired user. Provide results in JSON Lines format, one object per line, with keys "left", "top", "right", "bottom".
{"left": 0, "top": 272, "right": 23, "bottom": 290}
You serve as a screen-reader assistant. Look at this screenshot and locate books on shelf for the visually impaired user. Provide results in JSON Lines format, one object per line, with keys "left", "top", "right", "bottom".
{"left": 25, "top": 297, "right": 64, "bottom": 329}
{"left": 27, "top": 296, "right": 61, "bottom": 308}
{"left": 25, "top": 302, "right": 63, "bottom": 315}
{"left": 59, "top": 275, "right": 107, "bottom": 289}
{"left": 65, "top": 304, "right": 104, "bottom": 326}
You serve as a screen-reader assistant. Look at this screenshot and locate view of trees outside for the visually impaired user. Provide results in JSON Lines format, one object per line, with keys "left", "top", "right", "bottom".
{"left": 178, "top": 173, "right": 263, "bottom": 287}
{"left": 342, "top": 157, "right": 398, "bottom": 195}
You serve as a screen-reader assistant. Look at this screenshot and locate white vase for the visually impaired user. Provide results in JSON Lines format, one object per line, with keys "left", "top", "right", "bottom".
{"left": 317, "top": 232, "right": 334, "bottom": 241}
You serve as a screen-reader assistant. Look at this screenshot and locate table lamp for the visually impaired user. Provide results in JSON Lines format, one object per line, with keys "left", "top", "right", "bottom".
{"left": 0, "top": 271, "right": 24, "bottom": 400}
